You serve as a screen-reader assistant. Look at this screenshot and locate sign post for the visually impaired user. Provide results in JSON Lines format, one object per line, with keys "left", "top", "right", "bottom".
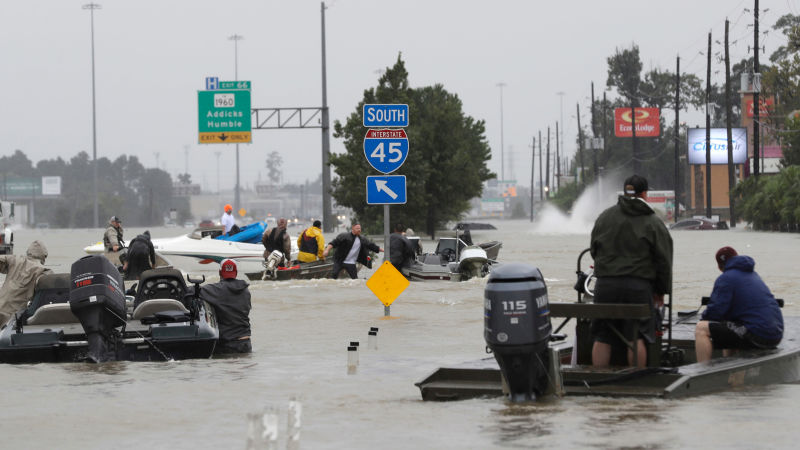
{"left": 363, "top": 104, "right": 409, "bottom": 315}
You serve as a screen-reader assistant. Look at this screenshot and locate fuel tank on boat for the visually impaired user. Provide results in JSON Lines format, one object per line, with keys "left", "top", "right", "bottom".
{"left": 484, "top": 263, "right": 552, "bottom": 402}
{"left": 69, "top": 255, "right": 127, "bottom": 362}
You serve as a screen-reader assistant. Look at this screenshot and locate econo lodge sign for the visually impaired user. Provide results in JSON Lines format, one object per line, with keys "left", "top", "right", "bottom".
{"left": 614, "top": 107, "right": 660, "bottom": 137}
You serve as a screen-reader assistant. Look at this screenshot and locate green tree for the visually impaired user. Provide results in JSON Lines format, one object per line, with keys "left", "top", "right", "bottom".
{"left": 331, "top": 55, "right": 494, "bottom": 237}
{"left": 266, "top": 151, "right": 283, "bottom": 185}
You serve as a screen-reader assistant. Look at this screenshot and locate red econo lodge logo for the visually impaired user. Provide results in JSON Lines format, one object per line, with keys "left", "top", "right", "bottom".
{"left": 614, "top": 107, "right": 660, "bottom": 137}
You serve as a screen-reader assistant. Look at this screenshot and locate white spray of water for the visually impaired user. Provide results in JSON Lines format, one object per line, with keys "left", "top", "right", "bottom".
{"left": 532, "top": 175, "right": 624, "bottom": 234}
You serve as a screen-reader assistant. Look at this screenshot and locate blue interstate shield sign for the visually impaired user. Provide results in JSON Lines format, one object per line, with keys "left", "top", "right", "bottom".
{"left": 363, "top": 129, "right": 409, "bottom": 174}
{"left": 366, "top": 175, "right": 407, "bottom": 205}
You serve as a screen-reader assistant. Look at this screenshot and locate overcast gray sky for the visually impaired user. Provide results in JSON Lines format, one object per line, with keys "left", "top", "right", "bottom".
{"left": 0, "top": 0, "right": 793, "bottom": 192}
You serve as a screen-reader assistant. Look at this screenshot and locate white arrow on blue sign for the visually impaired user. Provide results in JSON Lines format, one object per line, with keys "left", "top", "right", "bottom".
{"left": 366, "top": 175, "right": 407, "bottom": 205}
{"left": 364, "top": 129, "right": 409, "bottom": 174}
{"left": 363, "top": 104, "right": 409, "bottom": 128}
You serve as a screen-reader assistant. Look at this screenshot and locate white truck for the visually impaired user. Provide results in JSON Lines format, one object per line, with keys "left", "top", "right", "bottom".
{"left": 0, "top": 201, "right": 14, "bottom": 255}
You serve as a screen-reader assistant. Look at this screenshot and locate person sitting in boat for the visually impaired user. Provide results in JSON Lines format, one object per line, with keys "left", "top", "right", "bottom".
{"left": 323, "top": 222, "right": 383, "bottom": 279}
{"left": 296, "top": 220, "right": 325, "bottom": 263}
{"left": 0, "top": 240, "right": 51, "bottom": 325}
{"left": 103, "top": 215, "right": 124, "bottom": 252}
{"left": 221, "top": 204, "right": 235, "bottom": 234}
{"left": 262, "top": 217, "right": 292, "bottom": 266}
{"left": 199, "top": 259, "right": 252, "bottom": 354}
{"left": 589, "top": 175, "right": 673, "bottom": 368}
{"left": 124, "top": 230, "right": 156, "bottom": 280}
{"left": 389, "top": 222, "right": 415, "bottom": 274}
{"left": 694, "top": 247, "right": 783, "bottom": 363}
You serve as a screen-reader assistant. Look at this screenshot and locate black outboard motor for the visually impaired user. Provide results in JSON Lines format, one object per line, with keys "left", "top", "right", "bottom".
{"left": 484, "top": 263, "right": 552, "bottom": 402}
{"left": 69, "top": 255, "right": 127, "bottom": 362}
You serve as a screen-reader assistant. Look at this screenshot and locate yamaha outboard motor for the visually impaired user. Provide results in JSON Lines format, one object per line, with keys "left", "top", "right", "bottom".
{"left": 69, "top": 255, "right": 127, "bottom": 362}
{"left": 484, "top": 263, "right": 552, "bottom": 402}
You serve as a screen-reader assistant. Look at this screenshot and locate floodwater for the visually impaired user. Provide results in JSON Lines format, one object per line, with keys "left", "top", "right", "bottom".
{"left": 1, "top": 210, "right": 798, "bottom": 449}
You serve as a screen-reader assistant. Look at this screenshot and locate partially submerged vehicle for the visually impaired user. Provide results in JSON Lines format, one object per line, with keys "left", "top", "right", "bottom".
{"left": 402, "top": 236, "right": 501, "bottom": 281}
{"left": 416, "top": 251, "right": 798, "bottom": 400}
{"left": 0, "top": 257, "right": 219, "bottom": 363}
{"left": 670, "top": 217, "right": 729, "bottom": 230}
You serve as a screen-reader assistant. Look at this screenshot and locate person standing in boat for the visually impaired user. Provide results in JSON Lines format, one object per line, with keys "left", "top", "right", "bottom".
{"left": 694, "top": 247, "right": 783, "bottom": 363}
{"left": 589, "top": 175, "right": 673, "bottom": 368}
{"left": 262, "top": 217, "right": 292, "bottom": 266}
{"left": 200, "top": 259, "right": 252, "bottom": 354}
{"left": 103, "top": 216, "right": 124, "bottom": 252}
{"left": 124, "top": 230, "right": 156, "bottom": 280}
{"left": 323, "top": 222, "right": 383, "bottom": 279}
{"left": 220, "top": 204, "right": 235, "bottom": 234}
{"left": 296, "top": 220, "right": 325, "bottom": 263}
{"left": 389, "top": 223, "right": 415, "bottom": 274}
{"left": 0, "top": 240, "right": 51, "bottom": 325}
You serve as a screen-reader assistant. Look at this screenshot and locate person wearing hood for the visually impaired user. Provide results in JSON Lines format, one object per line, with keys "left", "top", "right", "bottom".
{"left": 124, "top": 230, "right": 156, "bottom": 280}
{"left": 296, "top": 220, "right": 325, "bottom": 263}
{"left": 199, "top": 259, "right": 252, "bottom": 353}
{"left": 589, "top": 175, "right": 673, "bottom": 368}
{"left": 694, "top": 247, "right": 783, "bottom": 362}
{"left": 0, "top": 240, "right": 52, "bottom": 324}
{"left": 103, "top": 216, "right": 124, "bottom": 252}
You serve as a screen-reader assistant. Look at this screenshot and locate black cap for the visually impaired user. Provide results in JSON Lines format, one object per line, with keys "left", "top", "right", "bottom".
{"left": 350, "top": 341, "right": 359, "bottom": 347}
{"left": 370, "top": 327, "right": 379, "bottom": 332}
{"left": 623, "top": 175, "right": 648, "bottom": 196}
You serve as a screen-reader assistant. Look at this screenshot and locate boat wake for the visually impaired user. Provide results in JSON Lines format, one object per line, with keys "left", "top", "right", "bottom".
{"left": 532, "top": 176, "right": 622, "bottom": 235}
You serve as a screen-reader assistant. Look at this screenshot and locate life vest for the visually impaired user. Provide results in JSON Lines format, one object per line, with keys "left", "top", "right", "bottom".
{"left": 264, "top": 228, "right": 287, "bottom": 253}
{"left": 299, "top": 229, "right": 318, "bottom": 254}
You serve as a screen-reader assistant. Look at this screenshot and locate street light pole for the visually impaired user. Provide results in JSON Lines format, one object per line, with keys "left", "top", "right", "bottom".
{"left": 83, "top": 3, "right": 101, "bottom": 228}
{"left": 229, "top": 34, "right": 243, "bottom": 213}
{"left": 497, "top": 82, "right": 506, "bottom": 181}
{"left": 556, "top": 91, "right": 565, "bottom": 167}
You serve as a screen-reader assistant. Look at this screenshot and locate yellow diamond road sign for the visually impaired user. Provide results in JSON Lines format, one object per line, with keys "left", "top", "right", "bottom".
{"left": 366, "top": 261, "right": 410, "bottom": 307}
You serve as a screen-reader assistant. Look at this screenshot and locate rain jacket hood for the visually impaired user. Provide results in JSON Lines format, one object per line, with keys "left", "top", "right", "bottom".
{"left": 0, "top": 240, "right": 52, "bottom": 324}
{"left": 26, "top": 240, "right": 48, "bottom": 264}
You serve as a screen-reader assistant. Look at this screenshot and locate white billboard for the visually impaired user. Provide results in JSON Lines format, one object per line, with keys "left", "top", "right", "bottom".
{"left": 41, "top": 176, "right": 62, "bottom": 196}
{"left": 687, "top": 128, "right": 747, "bottom": 165}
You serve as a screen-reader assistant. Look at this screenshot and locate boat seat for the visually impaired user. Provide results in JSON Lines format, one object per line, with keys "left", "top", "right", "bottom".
{"left": 423, "top": 253, "right": 443, "bottom": 265}
{"left": 26, "top": 303, "right": 80, "bottom": 325}
{"left": 132, "top": 299, "right": 190, "bottom": 320}
{"left": 134, "top": 268, "right": 187, "bottom": 309}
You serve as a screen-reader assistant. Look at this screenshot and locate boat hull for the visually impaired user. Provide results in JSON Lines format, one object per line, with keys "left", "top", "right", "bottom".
{"left": 245, "top": 260, "right": 352, "bottom": 281}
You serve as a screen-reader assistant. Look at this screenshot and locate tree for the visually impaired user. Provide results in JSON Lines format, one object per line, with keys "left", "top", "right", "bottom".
{"left": 331, "top": 55, "right": 494, "bottom": 236}
{"left": 266, "top": 151, "right": 283, "bottom": 185}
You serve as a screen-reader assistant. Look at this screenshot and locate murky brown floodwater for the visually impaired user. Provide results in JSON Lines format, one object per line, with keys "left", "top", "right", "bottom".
{"left": 1, "top": 210, "right": 798, "bottom": 449}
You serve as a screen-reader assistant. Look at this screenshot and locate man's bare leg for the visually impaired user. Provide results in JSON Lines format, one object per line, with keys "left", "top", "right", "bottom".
{"left": 592, "top": 341, "right": 612, "bottom": 367}
{"left": 695, "top": 320, "right": 713, "bottom": 362}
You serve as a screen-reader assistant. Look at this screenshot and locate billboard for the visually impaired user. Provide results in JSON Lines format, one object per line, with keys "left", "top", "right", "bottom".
{"left": 41, "top": 176, "right": 61, "bottom": 196}
{"left": 687, "top": 128, "right": 747, "bottom": 165}
{"left": 614, "top": 107, "right": 660, "bottom": 137}
{"left": 745, "top": 97, "right": 774, "bottom": 117}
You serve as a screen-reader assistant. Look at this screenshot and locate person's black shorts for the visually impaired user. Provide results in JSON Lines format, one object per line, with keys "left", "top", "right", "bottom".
{"left": 708, "top": 321, "right": 780, "bottom": 350}
{"left": 590, "top": 276, "right": 655, "bottom": 346}
{"left": 216, "top": 338, "right": 252, "bottom": 354}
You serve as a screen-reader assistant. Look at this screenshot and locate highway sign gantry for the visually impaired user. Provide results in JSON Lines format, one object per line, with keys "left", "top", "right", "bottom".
{"left": 198, "top": 80, "right": 252, "bottom": 144}
{"left": 363, "top": 129, "right": 409, "bottom": 174}
{"left": 366, "top": 175, "right": 406, "bottom": 205}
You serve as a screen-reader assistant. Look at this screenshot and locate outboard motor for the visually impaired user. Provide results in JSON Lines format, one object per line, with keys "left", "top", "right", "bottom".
{"left": 484, "top": 263, "right": 552, "bottom": 402}
{"left": 262, "top": 250, "right": 284, "bottom": 280}
{"left": 69, "top": 255, "right": 127, "bottom": 362}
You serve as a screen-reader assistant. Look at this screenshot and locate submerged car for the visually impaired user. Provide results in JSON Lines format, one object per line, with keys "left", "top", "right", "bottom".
{"left": 669, "top": 218, "right": 729, "bottom": 230}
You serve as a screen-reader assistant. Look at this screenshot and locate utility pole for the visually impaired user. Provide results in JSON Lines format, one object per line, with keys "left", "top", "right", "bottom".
{"left": 705, "top": 31, "right": 713, "bottom": 219}
{"left": 603, "top": 90, "right": 608, "bottom": 175}
{"left": 530, "top": 136, "right": 535, "bottom": 222}
{"left": 557, "top": 92, "right": 565, "bottom": 168}
{"left": 545, "top": 127, "right": 551, "bottom": 198}
{"left": 753, "top": 0, "right": 761, "bottom": 177}
{"left": 577, "top": 103, "right": 585, "bottom": 188}
{"left": 591, "top": 83, "right": 598, "bottom": 181}
{"left": 631, "top": 101, "right": 639, "bottom": 174}
{"left": 674, "top": 55, "right": 681, "bottom": 223}
{"left": 320, "top": 2, "right": 333, "bottom": 232}
{"left": 725, "top": 19, "right": 737, "bottom": 227}
{"left": 555, "top": 121, "right": 560, "bottom": 190}
{"left": 497, "top": 82, "right": 507, "bottom": 181}
{"left": 228, "top": 34, "right": 244, "bottom": 213}
{"left": 538, "top": 130, "right": 543, "bottom": 201}
{"left": 83, "top": 3, "right": 101, "bottom": 228}
{"left": 184, "top": 145, "right": 189, "bottom": 175}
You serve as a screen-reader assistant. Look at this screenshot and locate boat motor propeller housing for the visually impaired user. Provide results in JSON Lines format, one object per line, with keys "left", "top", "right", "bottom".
{"left": 69, "top": 255, "right": 127, "bottom": 362}
{"left": 484, "top": 263, "right": 553, "bottom": 402}
{"left": 262, "top": 250, "right": 285, "bottom": 280}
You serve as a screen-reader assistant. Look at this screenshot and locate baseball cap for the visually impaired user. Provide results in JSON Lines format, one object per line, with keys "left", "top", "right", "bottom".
{"left": 715, "top": 246, "right": 738, "bottom": 269}
{"left": 623, "top": 175, "right": 648, "bottom": 196}
{"left": 220, "top": 259, "right": 238, "bottom": 279}
{"left": 224, "top": 204, "right": 233, "bottom": 213}
{"left": 110, "top": 215, "right": 121, "bottom": 223}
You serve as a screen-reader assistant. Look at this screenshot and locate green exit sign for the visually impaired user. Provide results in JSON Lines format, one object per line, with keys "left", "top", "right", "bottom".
{"left": 219, "top": 80, "right": 250, "bottom": 90}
